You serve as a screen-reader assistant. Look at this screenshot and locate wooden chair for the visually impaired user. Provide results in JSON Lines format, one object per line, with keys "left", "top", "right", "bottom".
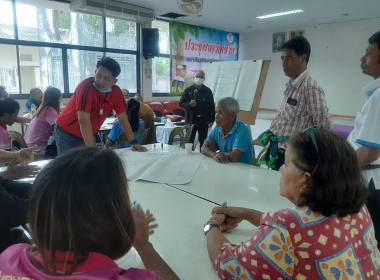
{"left": 117, "top": 128, "right": 150, "bottom": 148}
{"left": 9, "top": 130, "right": 27, "bottom": 149}
{"left": 168, "top": 125, "right": 194, "bottom": 148}
{"left": 252, "top": 139, "right": 268, "bottom": 167}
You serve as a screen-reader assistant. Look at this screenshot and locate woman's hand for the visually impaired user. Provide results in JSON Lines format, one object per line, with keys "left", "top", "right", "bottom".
{"left": 211, "top": 202, "right": 245, "bottom": 232}
{"left": 132, "top": 204, "right": 158, "bottom": 251}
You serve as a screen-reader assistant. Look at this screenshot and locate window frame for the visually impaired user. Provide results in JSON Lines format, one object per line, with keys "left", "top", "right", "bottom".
{"left": 152, "top": 19, "right": 171, "bottom": 97}
{"left": 0, "top": 0, "right": 141, "bottom": 99}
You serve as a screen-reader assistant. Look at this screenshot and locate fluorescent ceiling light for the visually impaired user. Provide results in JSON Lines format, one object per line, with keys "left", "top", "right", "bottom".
{"left": 256, "top": 10, "right": 303, "bottom": 19}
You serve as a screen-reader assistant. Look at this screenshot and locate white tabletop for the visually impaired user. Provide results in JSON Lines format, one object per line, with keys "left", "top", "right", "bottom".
{"left": 116, "top": 180, "right": 255, "bottom": 280}
{"left": 142, "top": 145, "right": 293, "bottom": 213}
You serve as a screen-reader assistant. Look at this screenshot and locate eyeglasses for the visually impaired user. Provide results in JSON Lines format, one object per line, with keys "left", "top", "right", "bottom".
{"left": 301, "top": 125, "right": 323, "bottom": 153}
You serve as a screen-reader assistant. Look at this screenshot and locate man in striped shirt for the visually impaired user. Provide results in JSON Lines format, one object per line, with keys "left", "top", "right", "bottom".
{"left": 259, "top": 37, "right": 332, "bottom": 170}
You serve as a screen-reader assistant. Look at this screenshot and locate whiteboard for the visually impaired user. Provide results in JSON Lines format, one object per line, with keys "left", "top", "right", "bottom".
{"left": 204, "top": 60, "right": 263, "bottom": 111}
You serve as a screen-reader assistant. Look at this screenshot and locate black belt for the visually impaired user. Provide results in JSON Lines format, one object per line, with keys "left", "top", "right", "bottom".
{"left": 363, "top": 164, "right": 380, "bottom": 170}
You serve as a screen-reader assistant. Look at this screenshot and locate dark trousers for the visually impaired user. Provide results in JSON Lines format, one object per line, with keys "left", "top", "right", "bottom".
{"left": 367, "top": 179, "right": 380, "bottom": 250}
{"left": 274, "top": 152, "right": 285, "bottom": 171}
{"left": 189, "top": 123, "right": 209, "bottom": 152}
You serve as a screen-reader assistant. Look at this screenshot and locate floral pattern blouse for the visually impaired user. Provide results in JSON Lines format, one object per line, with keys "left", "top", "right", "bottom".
{"left": 213, "top": 206, "right": 380, "bottom": 280}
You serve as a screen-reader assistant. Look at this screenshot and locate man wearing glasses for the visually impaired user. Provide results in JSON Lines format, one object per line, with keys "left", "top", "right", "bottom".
{"left": 347, "top": 31, "right": 380, "bottom": 249}
{"left": 258, "top": 37, "right": 332, "bottom": 170}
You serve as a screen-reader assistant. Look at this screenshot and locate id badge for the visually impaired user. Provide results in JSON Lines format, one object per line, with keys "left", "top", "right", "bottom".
{"left": 100, "top": 109, "right": 104, "bottom": 115}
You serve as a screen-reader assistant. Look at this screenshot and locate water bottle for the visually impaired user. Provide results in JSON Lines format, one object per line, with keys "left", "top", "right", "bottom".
{"left": 31, "top": 104, "right": 37, "bottom": 116}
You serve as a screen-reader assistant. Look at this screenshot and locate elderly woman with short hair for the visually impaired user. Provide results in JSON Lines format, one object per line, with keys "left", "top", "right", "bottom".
{"left": 205, "top": 128, "right": 380, "bottom": 279}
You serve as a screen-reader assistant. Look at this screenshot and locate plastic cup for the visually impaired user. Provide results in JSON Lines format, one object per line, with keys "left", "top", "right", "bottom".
{"left": 185, "top": 143, "right": 193, "bottom": 155}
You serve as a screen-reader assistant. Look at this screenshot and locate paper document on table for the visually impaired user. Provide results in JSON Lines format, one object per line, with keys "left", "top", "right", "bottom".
{"left": 115, "top": 150, "right": 204, "bottom": 184}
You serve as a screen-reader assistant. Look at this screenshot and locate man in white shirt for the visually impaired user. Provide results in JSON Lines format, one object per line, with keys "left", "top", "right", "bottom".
{"left": 347, "top": 31, "right": 380, "bottom": 249}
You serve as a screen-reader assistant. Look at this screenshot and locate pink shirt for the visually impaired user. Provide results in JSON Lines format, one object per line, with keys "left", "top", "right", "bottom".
{"left": 0, "top": 122, "right": 11, "bottom": 150}
{"left": 24, "top": 107, "right": 58, "bottom": 150}
{"left": 0, "top": 244, "right": 163, "bottom": 280}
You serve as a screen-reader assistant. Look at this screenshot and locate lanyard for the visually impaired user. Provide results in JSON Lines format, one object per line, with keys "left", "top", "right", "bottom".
{"left": 99, "top": 96, "right": 105, "bottom": 115}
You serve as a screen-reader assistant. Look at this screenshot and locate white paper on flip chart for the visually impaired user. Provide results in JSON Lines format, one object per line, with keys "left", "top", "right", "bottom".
{"left": 205, "top": 60, "right": 263, "bottom": 111}
{"left": 115, "top": 150, "right": 204, "bottom": 185}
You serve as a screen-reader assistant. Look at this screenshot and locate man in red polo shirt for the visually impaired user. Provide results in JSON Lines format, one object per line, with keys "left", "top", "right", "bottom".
{"left": 55, "top": 57, "right": 147, "bottom": 155}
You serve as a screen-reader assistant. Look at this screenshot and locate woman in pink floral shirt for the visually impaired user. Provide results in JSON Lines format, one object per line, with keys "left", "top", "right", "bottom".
{"left": 205, "top": 129, "right": 380, "bottom": 279}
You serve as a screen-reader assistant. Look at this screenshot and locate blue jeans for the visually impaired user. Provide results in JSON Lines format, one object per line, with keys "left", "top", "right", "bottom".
{"left": 54, "top": 125, "right": 86, "bottom": 156}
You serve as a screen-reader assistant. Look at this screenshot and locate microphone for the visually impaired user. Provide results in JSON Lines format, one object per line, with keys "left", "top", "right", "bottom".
{"left": 193, "top": 89, "right": 198, "bottom": 100}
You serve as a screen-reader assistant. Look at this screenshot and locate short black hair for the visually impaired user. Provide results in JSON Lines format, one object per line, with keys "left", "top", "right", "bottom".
{"left": 282, "top": 36, "right": 311, "bottom": 63}
{"left": 96, "top": 57, "right": 121, "bottom": 78}
{"left": 369, "top": 31, "right": 380, "bottom": 51}
{"left": 290, "top": 129, "right": 368, "bottom": 217}
{"left": 0, "top": 97, "right": 20, "bottom": 117}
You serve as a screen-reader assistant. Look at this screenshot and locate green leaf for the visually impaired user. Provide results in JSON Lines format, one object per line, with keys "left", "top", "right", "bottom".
{"left": 178, "top": 26, "right": 186, "bottom": 41}
{"left": 189, "top": 28, "right": 195, "bottom": 37}
{"left": 173, "top": 32, "right": 179, "bottom": 44}
{"left": 194, "top": 28, "right": 200, "bottom": 39}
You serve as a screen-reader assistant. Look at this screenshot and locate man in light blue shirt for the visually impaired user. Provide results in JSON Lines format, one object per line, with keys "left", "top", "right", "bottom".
{"left": 202, "top": 97, "right": 253, "bottom": 165}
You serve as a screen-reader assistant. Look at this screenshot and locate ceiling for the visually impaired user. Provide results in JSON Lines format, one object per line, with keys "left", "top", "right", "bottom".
{"left": 112, "top": 0, "right": 380, "bottom": 34}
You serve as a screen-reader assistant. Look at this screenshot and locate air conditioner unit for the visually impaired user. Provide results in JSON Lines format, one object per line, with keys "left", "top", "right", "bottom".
{"left": 69, "top": 0, "right": 155, "bottom": 23}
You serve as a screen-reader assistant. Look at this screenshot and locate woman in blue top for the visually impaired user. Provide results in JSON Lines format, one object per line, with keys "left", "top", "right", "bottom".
{"left": 106, "top": 98, "right": 145, "bottom": 148}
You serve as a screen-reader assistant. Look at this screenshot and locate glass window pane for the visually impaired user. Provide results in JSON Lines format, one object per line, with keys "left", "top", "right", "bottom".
{"left": 152, "top": 20, "right": 170, "bottom": 55}
{"left": 68, "top": 50, "right": 104, "bottom": 92}
{"left": 152, "top": 57, "right": 170, "bottom": 94}
{"left": 106, "top": 53, "right": 137, "bottom": 93}
{"left": 0, "top": 0, "right": 15, "bottom": 39}
{"left": 18, "top": 46, "right": 64, "bottom": 94}
{"left": 0, "top": 45, "right": 19, "bottom": 94}
{"left": 16, "top": 2, "right": 103, "bottom": 47}
{"left": 106, "top": 18, "right": 137, "bottom": 50}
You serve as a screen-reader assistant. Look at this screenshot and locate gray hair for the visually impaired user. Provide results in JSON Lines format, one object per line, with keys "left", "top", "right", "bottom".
{"left": 217, "top": 97, "right": 240, "bottom": 114}
{"left": 30, "top": 87, "right": 41, "bottom": 95}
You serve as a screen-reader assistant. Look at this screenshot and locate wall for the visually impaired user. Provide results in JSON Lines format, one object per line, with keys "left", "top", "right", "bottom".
{"left": 239, "top": 18, "right": 380, "bottom": 116}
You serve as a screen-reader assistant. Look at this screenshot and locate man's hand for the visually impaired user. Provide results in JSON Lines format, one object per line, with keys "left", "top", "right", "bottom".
{"left": 213, "top": 152, "right": 229, "bottom": 164}
{"left": 132, "top": 144, "right": 148, "bottom": 152}
{"left": 18, "top": 146, "right": 39, "bottom": 165}
{"left": 190, "top": 100, "right": 197, "bottom": 107}
{"left": 0, "top": 156, "right": 40, "bottom": 180}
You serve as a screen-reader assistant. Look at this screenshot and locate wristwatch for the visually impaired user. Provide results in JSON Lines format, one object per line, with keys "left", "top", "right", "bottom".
{"left": 130, "top": 139, "right": 138, "bottom": 145}
{"left": 204, "top": 219, "right": 220, "bottom": 235}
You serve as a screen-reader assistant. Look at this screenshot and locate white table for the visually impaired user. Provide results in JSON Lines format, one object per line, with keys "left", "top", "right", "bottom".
{"left": 156, "top": 125, "right": 176, "bottom": 144}
{"left": 6, "top": 144, "right": 291, "bottom": 280}
{"left": 116, "top": 181, "right": 255, "bottom": 280}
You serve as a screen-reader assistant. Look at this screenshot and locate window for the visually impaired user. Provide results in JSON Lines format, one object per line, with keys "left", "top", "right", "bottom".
{"left": 0, "top": 0, "right": 15, "bottom": 39}
{"left": 152, "top": 20, "right": 170, "bottom": 95}
{"left": 18, "top": 46, "right": 64, "bottom": 94}
{"left": 152, "top": 57, "right": 170, "bottom": 94}
{"left": 0, "top": 0, "right": 140, "bottom": 96}
{"left": 16, "top": 3, "right": 104, "bottom": 47}
{"left": 0, "top": 45, "right": 19, "bottom": 94}
{"left": 152, "top": 20, "right": 169, "bottom": 55}
{"left": 106, "top": 53, "right": 137, "bottom": 92}
{"left": 68, "top": 50, "right": 104, "bottom": 92}
{"left": 106, "top": 18, "right": 137, "bottom": 50}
